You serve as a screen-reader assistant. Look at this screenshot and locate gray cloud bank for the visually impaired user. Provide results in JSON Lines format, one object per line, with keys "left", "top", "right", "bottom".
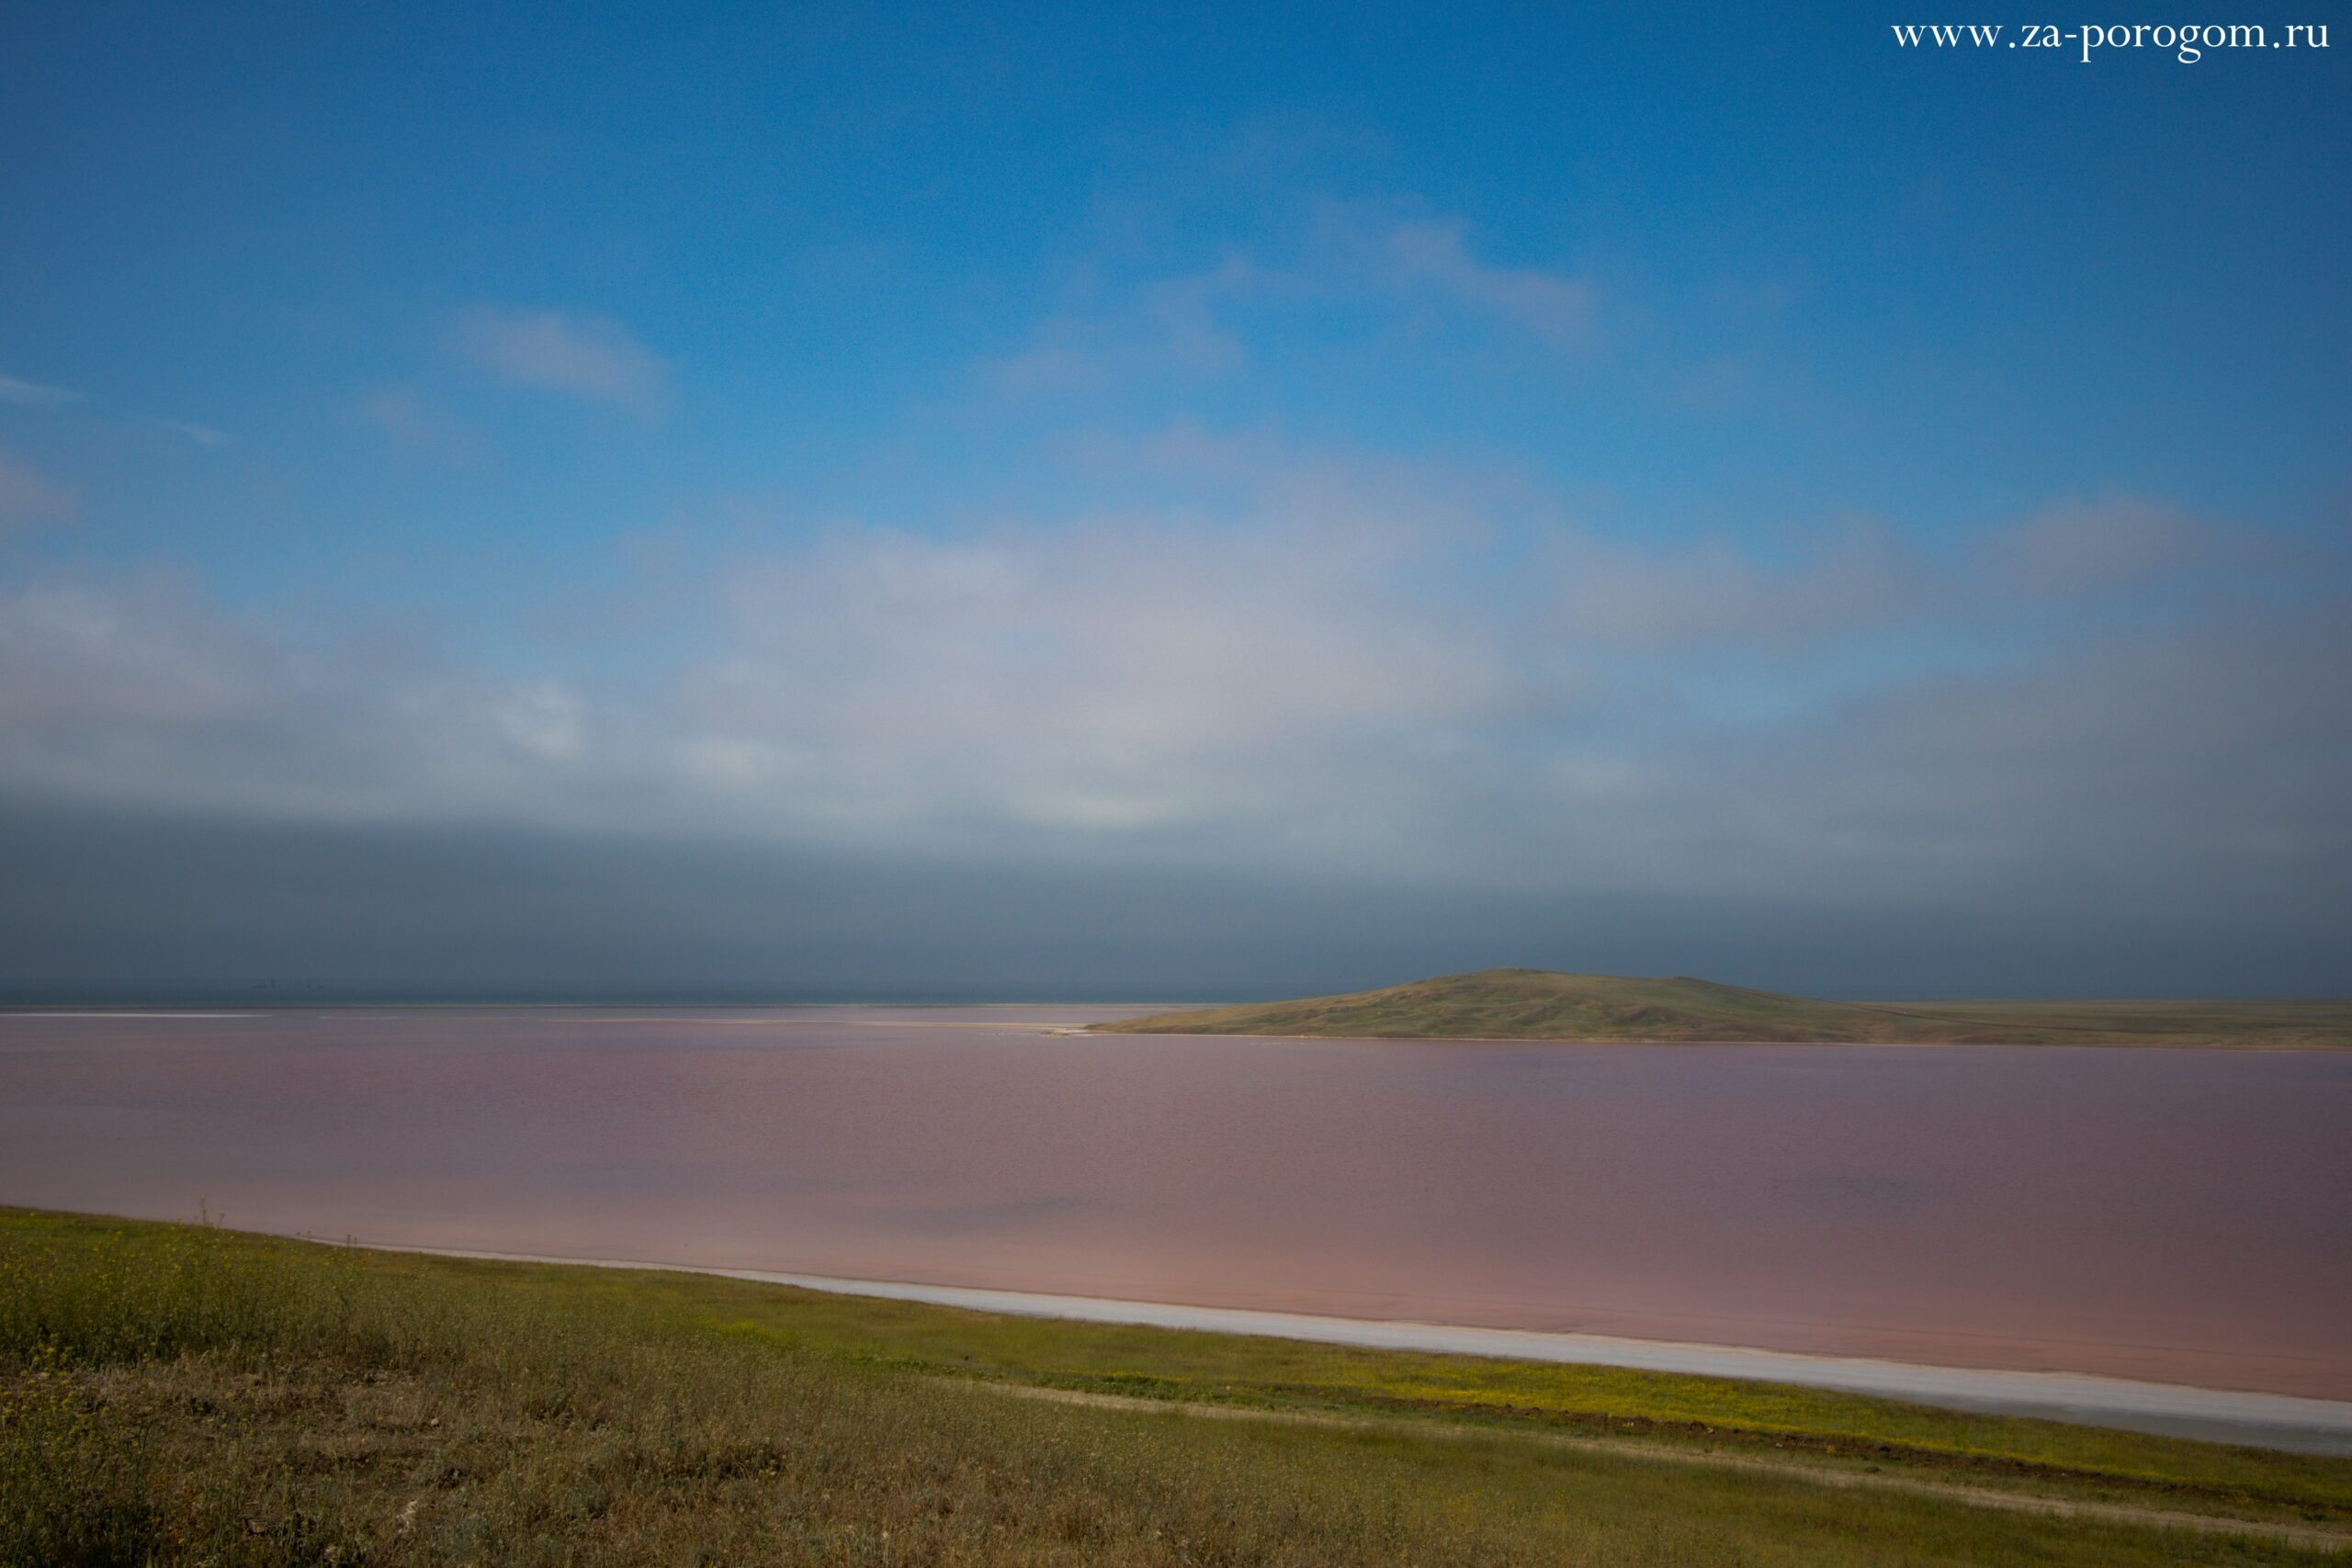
{"left": 8, "top": 802, "right": 2342, "bottom": 1002}
{"left": 2, "top": 442, "right": 2346, "bottom": 998}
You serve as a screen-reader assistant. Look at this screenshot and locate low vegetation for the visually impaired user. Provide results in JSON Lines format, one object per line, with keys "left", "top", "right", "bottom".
{"left": 5, "top": 1207, "right": 2347, "bottom": 1564}
{"left": 1096, "top": 967, "right": 2352, "bottom": 1045}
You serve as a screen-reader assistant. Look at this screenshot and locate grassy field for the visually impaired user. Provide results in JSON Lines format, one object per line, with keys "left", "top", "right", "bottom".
{"left": 4, "top": 1209, "right": 2348, "bottom": 1565}
{"left": 1097, "top": 968, "right": 2352, "bottom": 1045}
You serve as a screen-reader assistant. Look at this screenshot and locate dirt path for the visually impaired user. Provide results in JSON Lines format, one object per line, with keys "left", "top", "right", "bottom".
{"left": 963, "top": 1379, "right": 2352, "bottom": 1552}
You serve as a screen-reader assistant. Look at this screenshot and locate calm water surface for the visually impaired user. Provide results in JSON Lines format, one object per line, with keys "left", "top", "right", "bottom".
{"left": 2, "top": 1007, "right": 2345, "bottom": 1398}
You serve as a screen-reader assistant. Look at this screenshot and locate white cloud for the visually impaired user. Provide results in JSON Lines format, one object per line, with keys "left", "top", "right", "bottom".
{"left": 0, "top": 574, "right": 596, "bottom": 824}
{"left": 989, "top": 208, "right": 1597, "bottom": 397}
{"left": 156, "top": 419, "right": 230, "bottom": 447}
{"left": 451, "top": 307, "right": 673, "bottom": 417}
{"left": 1385, "top": 220, "right": 1596, "bottom": 349}
{"left": 0, "top": 374, "right": 88, "bottom": 407}
{"left": 0, "top": 577, "right": 275, "bottom": 730}
{"left": 990, "top": 258, "right": 1258, "bottom": 395}
{"left": 991, "top": 340, "right": 1107, "bottom": 395}
{"left": 676, "top": 510, "right": 1510, "bottom": 845}
{"left": 361, "top": 388, "right": 490, "bottom": 462}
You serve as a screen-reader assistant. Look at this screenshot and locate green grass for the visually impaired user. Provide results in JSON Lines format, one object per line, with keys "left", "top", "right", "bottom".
{"left": 1097, "top": 968, "right": 2352, "bottom": 1045}
{"left": 4, "top": 1208, "right": 2347, "bottom": 1565}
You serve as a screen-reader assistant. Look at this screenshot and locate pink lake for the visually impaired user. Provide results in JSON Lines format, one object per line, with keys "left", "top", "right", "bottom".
{"left": 1, "top": 1006, "right": 2346, "bottom": 1401}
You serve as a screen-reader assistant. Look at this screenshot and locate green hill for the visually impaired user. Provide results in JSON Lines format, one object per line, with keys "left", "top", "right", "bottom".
{"left": 1092, "top": 968, "right": 2352, "bottom": 1045}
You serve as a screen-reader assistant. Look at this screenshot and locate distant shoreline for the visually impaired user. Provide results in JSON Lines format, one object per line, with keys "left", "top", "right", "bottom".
{"left": 6, "top": 1000, "right": 2345, "bottom": 1048}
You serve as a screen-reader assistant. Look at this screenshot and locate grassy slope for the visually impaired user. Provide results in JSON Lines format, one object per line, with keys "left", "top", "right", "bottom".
{"left": 4, "top": 1210, "right": 2348, "bottom": 1565}
{"left": 1096, "top": 968, "right": 2352, "bottom": 1045}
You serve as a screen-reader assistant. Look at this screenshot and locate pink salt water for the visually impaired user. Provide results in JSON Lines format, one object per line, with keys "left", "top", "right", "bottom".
{"left": 2, "top": 1006, "right": 2346, "bottom": 1401}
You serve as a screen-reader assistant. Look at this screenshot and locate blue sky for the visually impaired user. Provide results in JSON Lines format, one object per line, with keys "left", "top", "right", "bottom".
{"left": 1, "top": 2, "right": 2346, "bottom": 996}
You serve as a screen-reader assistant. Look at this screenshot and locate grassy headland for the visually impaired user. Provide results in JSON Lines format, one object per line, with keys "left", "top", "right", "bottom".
{"left": 1094, "top": 968, "right": 2352, "bottom": 1045}
{"left": 4, "top": 1208, "right": 2348, "bottom": 1564}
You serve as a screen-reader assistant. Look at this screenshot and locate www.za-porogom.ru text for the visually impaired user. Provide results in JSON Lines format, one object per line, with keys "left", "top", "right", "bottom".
{"left": 1892, "top": 21, "right": 2328, "bottom": 62}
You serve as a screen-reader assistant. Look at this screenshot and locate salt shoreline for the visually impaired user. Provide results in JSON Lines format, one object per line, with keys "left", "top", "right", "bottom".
{"left": 346, "top": 1238, "right": 2352, "bottom": 1457}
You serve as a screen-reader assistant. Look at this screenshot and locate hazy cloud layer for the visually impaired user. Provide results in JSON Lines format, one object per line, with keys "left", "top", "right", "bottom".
{"left": 0, "top": 447, "right": 78, "bottom": 530}
{"left": 0, "top": 573, "right": 600, "bottom": 829}
{"left": 1, "top": 436, "right": 2342, "bottom": 982}
{"left": 1546, "top": 498, "right": 2232, "bottom": 654}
